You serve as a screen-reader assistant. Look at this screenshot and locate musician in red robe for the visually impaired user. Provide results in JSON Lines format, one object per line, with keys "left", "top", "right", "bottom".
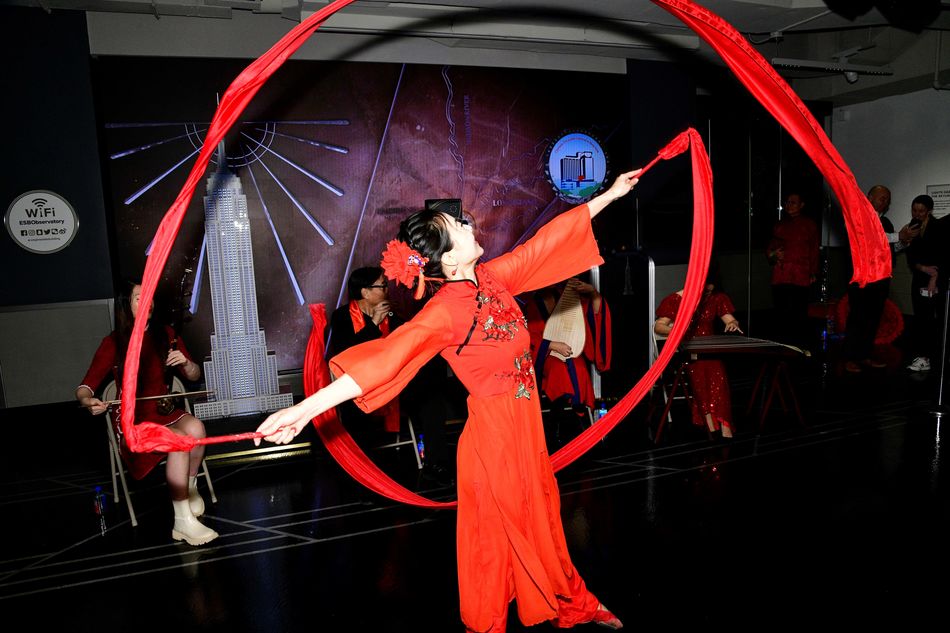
{"left": 254, "top": 170, "right": 642, "bottom": 633}
{"left": 654, "top": 270, "right": 742, "bottom": 439}
{"left": 76, "top": 279, "right": 217, "bottom": 546}
{"left": 523, "top": 277, "right": 611, "bottom": 447}
{"left": 767, "top": 192, "right": 819, "bottom": 348}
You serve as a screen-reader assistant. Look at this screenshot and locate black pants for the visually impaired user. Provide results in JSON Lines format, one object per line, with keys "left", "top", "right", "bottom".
{"left": 542, "top": 395, "right": 590, "bottom": 450}
{"left": 843, "top": 278, "right": 890, "bottom": 361}
{"left": 910, "top": 288, "right": 947, "bottom": 362}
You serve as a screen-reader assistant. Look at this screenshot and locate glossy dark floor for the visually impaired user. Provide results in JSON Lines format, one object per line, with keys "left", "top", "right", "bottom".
{"left": 2, "top": 345, "right": 949, "bottom": 632}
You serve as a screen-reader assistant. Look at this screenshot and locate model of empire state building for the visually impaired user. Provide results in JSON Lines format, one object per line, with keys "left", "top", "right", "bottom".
{"left": 193, "top": 149, "right": 294, "bottom": 419}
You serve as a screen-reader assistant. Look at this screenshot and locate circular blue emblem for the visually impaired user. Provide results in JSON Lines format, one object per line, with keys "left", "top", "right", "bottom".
{"left": 545, "top": 131, "right": 609, "bottom": 203}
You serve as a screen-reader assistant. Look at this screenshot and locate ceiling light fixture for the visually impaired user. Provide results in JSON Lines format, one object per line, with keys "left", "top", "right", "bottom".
{"left": 770, "top": 57, "right": 894, "bottom": 77}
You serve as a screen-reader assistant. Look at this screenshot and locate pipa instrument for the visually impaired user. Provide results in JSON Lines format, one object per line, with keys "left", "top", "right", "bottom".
{"left": 542, "top": 281, "right": 586, "bottom": 361}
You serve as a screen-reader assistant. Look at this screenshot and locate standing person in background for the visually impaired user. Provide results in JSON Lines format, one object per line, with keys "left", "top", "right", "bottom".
{"left": 76, "top": 279, "right": 217, "bottom": 546}
{"left": 843, "top": 185, "right": 920, "bottom": 373}
{"left": 524, "top": 275, "right": 612, "bottom": 449}
{"left": 767, "top": 192, "right": 819, "bottom": 349}
{"left": 905, "top": 195, "right": 946, "bottom": 372}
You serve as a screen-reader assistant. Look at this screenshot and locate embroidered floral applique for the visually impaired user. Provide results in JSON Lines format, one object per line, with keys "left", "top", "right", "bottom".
{"left": 477, "top": 279, "right": 526, "bottom": 343}
{"left": 495, "top": 349, "right": 536, "bottom": 399}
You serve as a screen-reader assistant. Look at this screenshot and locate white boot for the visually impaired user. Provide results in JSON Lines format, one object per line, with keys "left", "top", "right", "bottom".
{"left": 188, "top": 476, "right": 205, "bottom": 517}
{"left": 171, "top": 499, "right": 218, "bottom": 546}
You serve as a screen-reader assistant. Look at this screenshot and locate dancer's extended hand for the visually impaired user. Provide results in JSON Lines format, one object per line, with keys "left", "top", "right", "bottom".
{"left": 255, "top": 405, "right": 311, "bottom": 446}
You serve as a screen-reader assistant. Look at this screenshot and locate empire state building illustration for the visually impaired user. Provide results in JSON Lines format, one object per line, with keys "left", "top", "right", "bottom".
{"left": 193, "top": 144, "right": 295, "bottom": 419}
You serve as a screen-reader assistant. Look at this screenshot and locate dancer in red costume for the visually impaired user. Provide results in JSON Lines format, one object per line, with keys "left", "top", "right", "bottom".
{"left": 654, "top": 268, "right": 742, "bottom": 439}
{"left": 255, "top": 171, "right": 641, "bottom": 632}
{"left": 77, "top": 280, "right": 217, "bottom": 545}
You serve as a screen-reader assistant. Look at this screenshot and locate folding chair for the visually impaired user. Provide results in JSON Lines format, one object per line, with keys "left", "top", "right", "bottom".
{"left": 648, "top": 328, "right": 694, "bottom": 444}
{"left": 376, "top": 415, "right": 424, "bottom": 470}
{"left": 102, "top": 377, "right": 216, "bottom": 527}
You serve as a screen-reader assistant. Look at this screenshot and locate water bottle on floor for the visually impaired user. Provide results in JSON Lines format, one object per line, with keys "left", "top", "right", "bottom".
{"left": 93, "top": 486, "right": 107, "bottom": 536}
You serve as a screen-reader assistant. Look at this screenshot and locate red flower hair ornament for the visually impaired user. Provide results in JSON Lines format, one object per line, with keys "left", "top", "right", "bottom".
{"left": 381, "top": 240, "right": 432, "bottom": 300}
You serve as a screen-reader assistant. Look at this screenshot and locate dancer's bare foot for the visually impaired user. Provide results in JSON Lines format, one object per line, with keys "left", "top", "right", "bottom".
{"left": 721, "top": 425, "right": 734, "bottom": 439}
{"left": 591, "top": 604, "right": 623, "bottom": 629}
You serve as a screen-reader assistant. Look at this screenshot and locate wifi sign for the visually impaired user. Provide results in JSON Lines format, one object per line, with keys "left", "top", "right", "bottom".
{"left": 5, "top": 190, "right": 78, "bottom": 254}
{"left": 25, "top": 198, "right": 55, "bottom": 218}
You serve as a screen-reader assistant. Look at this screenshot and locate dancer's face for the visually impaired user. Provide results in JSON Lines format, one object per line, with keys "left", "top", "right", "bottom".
{"left": 441, "top": 212, "right": 483, "bottom": 266}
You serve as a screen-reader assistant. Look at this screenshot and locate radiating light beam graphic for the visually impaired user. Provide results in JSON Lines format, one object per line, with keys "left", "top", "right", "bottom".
{"left": 124, "top": 147, "right": 201, "bottom": 205}
{"left": 107, "top": 120, "right": 349, "bottom": 127}
{"left": 256, "top": 156, "right": 335, "bottom": 246}
{"left": 105, "top": 122, "right": 200, "bottom": 128}
{"left": 111, "top": 128, "right": 208, "bottom": 160}
{"left": 246, "top": 157, "right": 306, "bottom": 305}
{"left": 254, "top": 120, "right": 350, "bottom": 125}
{"left": 190, "top": 233, "right": 206, "bottom": 315}
{"left": 334, "top": 63, "right": 406, "bottom": 311}
{"left": 240, "top": 131, "right": 344, "bottom": 197}
{"left": 254, "top": 127, "right": 348, "bottom": 154}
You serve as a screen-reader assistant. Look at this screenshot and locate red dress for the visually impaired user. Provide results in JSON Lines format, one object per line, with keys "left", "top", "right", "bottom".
{"left": 524, "top": 291, "right": 612, "bottom": 411}
{"left": 80, "top": 327, "right": 193, "bottom": 479}
{"left": 656, "top": 292, "right": 735, "bottom": 432}
{"left": 330, "top": 204, "right": 606, "bottom": 632}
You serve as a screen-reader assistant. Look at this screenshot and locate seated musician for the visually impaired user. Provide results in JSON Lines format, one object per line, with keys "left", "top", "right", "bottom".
{"left": 76, "top": 279, "right": 217, "bottom": 546}
{"left": 329, "top": 266, "right": 455, "bottom": 485}
{"left": 653, "top": 267, "right": 742, "bottom": 439}
{"left": 524, "top": 275, "right": 611, "bottom": 448}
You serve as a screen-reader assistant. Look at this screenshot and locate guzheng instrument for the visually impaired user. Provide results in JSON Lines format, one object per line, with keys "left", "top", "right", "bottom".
{"left": 542, "top": 281, "right": 586, "bottom": 361}
{"left": 680, "top": 335, "right": 809, "bottom": 359}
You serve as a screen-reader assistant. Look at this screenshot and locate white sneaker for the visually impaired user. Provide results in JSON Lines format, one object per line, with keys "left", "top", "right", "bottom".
{"left": 907, "top": 357, "right": 931, "bottom": 371}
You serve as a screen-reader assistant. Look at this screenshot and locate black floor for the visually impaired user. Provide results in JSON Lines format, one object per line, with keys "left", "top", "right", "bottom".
{"left": 2, "top": 343, "right": 949, "bottom": 632}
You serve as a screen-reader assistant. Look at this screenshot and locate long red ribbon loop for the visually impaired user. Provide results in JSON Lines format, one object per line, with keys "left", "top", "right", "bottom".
{"left": 551, "top": 128, "right": 711, "bottom": 471}
{"left": 300, "top": 129, "right": 710, "bottom": 508}
{"left": 120, "top": 0, "right": 888, "bottom": 501}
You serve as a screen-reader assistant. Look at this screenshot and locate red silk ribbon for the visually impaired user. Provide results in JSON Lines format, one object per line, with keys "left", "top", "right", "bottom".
{"left": 120, "top": 0, "right": 888, "bottom": 503}
{"left": 300, "top": 129, "right": 711, "bottom": 508}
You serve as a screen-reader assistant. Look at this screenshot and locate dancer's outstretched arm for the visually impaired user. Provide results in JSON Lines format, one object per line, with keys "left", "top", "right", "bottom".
{"left": 585, "top": 169, "right": 641, "bottom": 218}
{"left": 254, "top": 374, "right": 362, "bottom": 445}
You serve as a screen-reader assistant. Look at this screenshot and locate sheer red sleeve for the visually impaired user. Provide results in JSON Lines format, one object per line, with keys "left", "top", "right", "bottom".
{"left": 329, "top": 302, "right": 454, "bottom": 413}
{"left": 484, "top": 204, "right": 603, "bottom": 296}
